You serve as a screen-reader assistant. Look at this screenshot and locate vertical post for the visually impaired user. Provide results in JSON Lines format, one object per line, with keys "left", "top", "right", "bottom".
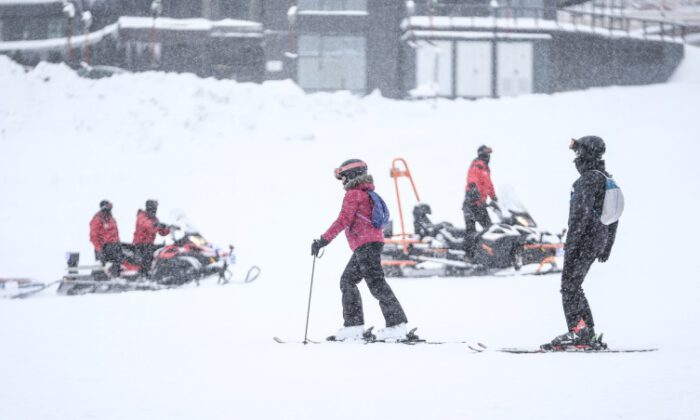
{"left": 81, "top": 11, "right": 92, "bottom": 64}
{"left": 67, "top": 20, "right": 73, "bottom": 63}
{"left": 150, "top": 0, "right": 163, "bottom": 67}
{"left": 286, "top": 6, "right": 298, "bottom": 81}
{"left": 490, "top": 0, "right": 499, "bottom": 98}
{"left": 62, "top": 1, "right": 75, "bottom": 65}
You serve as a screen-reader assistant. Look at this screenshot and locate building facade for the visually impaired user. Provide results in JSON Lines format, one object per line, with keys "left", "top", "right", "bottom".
{"left": 0, "top": 0, "right": 687, "bottom": 98}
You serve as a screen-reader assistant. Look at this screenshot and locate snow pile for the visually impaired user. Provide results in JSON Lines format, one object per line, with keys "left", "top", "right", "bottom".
{"left": 670, "top": 45, "right": 700, "bottom": 83}
{"left": 1, "top": 53, "right": 700, "bottom": 419}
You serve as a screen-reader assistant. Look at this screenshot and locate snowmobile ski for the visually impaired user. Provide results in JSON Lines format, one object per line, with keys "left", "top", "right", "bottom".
{"left": 10, "top": 280, "right": 61, "bottom": 299}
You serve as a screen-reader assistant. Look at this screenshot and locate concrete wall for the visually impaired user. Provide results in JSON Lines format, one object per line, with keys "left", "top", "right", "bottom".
{"left": 367, "top": 0, "right": 403, "bottom": 98}
{"left": 399, "top": 32, "right": 684, "bottom": 98}
{"left": 543, "top": 33, "right": 684, "bottom": 93}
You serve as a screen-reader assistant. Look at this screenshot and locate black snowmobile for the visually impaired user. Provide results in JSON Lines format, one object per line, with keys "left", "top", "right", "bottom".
{"left": 381, "top": 158, "right": 564, "bottom": 278}
{"left": 57, "top": 212, "right": 260, "bottom": 296}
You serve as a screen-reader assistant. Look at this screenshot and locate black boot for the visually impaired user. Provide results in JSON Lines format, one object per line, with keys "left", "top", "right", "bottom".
{"left": 541, "top": 319, "right": 605, "bottom": 351}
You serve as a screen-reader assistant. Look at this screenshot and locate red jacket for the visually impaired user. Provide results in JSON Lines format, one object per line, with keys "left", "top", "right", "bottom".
{"left": 322, "top": 181, "right": 385, "bottom": 251}
{"left": 466, "top": 158, "right": 496, "bottom": 205}
{"left": 132, "top": 210, "right": 170, "bottom": 245}
{"left": 89, "top": 211, "right": 120, "bottom": 251}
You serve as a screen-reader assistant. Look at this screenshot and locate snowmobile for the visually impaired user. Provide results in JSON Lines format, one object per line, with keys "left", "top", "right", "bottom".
{"left": 57, "top": 212, "right": 260, "bottom": 296}
{"left": 381, "top": 158, "right": 564, "bottom": 278}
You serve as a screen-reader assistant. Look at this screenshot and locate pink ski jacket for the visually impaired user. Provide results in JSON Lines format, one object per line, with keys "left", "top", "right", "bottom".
{"left": 322, "top": 179, "right": 385, "bottom": 251}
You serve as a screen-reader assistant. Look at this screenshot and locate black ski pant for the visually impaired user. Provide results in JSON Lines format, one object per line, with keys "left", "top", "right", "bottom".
{"left": 135, "top": 244, "right": 159, "bottom": 276}
{"left": 96, "top": 243, "right": 123, "bottom": 276}
{"left": 340, "top": 242, "right": 408, "bottom": 328}
{"left": 560, "top": 247, "right": 598, "bottom": 331}
{"left": 463, "top": 201, "right": 492, "bottom": 258}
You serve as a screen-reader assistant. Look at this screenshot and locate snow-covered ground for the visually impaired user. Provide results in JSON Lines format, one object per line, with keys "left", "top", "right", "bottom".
{"left": 1, "top": 47, "right": 700, "bottom": 419}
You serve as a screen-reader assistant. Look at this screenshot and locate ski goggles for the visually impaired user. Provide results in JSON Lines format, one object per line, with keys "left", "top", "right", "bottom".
{"left": 334, "top": 161, "right": 367, "bottom": 180}
{"left": 569, "top": 138, "right": 584, "bottom": 156}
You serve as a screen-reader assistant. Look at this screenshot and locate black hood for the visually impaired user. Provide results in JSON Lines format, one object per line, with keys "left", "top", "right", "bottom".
{"left": 575, "top": 157, "right": 606, "bottom": 175}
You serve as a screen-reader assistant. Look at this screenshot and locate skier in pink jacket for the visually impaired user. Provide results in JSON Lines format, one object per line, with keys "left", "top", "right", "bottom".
{"left": 312, "top": 159, "right": 408, "bottom": 342}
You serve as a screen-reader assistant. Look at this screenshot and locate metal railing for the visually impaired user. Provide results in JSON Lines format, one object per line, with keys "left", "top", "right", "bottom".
{"left": 406, "top": 1, "right": 687, "bottom": 41}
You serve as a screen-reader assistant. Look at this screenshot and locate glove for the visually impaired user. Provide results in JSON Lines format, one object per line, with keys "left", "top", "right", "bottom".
{"left": 95, "top": 251, "right": 104, "bottom": 263}
{"left": 598, "top": 250, "right": 611, "bottom": 263}
{"left": 311, "top": 237, "right": 330, "bottom": 257}
{"left": 156, "top": 222, "right": 168, "bottom": 230}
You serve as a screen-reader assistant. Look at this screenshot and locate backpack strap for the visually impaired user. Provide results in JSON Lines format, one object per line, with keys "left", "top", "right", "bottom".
{"left": 590, "top": 169, "right": 609, "bottom": 179}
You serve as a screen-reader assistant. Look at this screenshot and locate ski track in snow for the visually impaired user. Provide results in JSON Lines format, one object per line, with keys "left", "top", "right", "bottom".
{"left": 1, "top": 50, "right": 700, "bottom": 419}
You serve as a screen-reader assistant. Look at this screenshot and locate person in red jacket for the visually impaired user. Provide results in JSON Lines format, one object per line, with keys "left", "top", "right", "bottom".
{"left": 132, "top": 199, "right": 170, "bottom": 275}
{"left": 312, "top": 159, "right": 408, "bottom": 342}
{"left": 463, "top": 145, "right": 497, "bottom": 261}
{"left": 89, "top": 200, "right": 122, "bottom": 274}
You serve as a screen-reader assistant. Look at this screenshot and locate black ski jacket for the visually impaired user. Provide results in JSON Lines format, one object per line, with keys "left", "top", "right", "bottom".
{"left": 566, "top": 160, "right": 618, "bottom": 259}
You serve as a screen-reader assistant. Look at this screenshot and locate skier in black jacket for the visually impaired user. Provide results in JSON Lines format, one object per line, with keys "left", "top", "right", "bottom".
{"left": 543, "top": 136, "right": 619, "bottom": 350}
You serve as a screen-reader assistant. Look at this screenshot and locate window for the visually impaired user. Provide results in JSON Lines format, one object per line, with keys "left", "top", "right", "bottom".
{"left": 47, "top": 18, "right": 66, "bottom": 39}
{"left": 297, "top": 34, "right": 366, "bottom": 93}
{"left": 297, "top": 0, "right": 367, "bottom": 11}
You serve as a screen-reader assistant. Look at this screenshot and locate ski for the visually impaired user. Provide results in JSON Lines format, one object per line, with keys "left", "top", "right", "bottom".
{"left": 274, "top": 327, "right": 484, "bottom": 347}
{"left": 498, "top": 347, "right": 658, "bottom": 354}
{"left": 272, "top": 337, "right": 321, "bottom": 344}
{"left": 468, "top": 343, "right": 488, "bottom": 352}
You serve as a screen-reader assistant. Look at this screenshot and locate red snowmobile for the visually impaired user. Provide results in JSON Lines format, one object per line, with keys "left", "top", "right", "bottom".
{"left": 381, "top": 158, "right": 564, "bottom": 278}
{"left": 57, "top": 213, "right": 259, "bottom": 295}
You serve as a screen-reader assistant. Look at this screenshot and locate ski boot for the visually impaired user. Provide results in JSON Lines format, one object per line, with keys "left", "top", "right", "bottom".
{"left": 541, "top": 319, "right": 606, "bottom": 351}
{"left": 326, "top": 325, "right": 365, "bottom": 342}
{"left": 374, "top": 322, "right": 408, "bottom": 343}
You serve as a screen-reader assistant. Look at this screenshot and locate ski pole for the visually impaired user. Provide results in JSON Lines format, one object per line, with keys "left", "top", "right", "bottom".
{"left": 303, "top": 255, "right": 317, "bottom": 345}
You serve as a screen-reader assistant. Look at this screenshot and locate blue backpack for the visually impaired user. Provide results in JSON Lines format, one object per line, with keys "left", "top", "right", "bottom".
{"left": 367, "top": 191, "right": 390, "bottom": 229}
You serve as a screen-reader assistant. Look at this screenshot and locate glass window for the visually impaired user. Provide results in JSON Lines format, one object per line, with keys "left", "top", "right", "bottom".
{"left": 297, "top": 0, "right": 367, "bottom": 11}
{"left": 297, "top": 35, "right": 366, "bottom": 93}
{"left": 47, "top": 18, "right": 66, "bottom": 39}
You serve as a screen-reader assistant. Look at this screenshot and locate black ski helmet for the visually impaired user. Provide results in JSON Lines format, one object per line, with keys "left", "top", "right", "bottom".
{"left": 413, "top": 203, "right": 432, "bottom": 218}
{"left": 334, "top": 159, "right": 368, "bottom": 181}
{"left": 477, "top": 145, "right": 493, "bottom": 157}
{"left": 99, "top": 200, "right": 112, "bottom": 212}
{"left": 145, "top": 199, "right": 158, "bottom": 215}
{"left": 570, "top": 136, "right": 606, "bottom": 160}
{"left": 477, "top": 145, "right": 493, "bottom": 163}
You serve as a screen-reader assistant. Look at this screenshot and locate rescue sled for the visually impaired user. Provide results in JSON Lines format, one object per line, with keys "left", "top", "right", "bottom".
{"left": 381, "top": 158, "right": 564, "bottom": 278}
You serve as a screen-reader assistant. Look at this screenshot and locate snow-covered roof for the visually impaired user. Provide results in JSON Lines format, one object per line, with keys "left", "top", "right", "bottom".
{"left": 0, "top": 22, "right": 117, "bottom": 52}
{"left": 402, "top": 15, "right": 685, "bottom": 43}
{"left": 406, "top": 30, "right": 552, "bottom": 40}
{"left": 296, "top": 10, "right": 369, "bottom": 17}
{"left": 0, "top": 0, "right": 60, "bottom": 4}
{"left": 117, "top": 16, "right": 263, "bottom": 35}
